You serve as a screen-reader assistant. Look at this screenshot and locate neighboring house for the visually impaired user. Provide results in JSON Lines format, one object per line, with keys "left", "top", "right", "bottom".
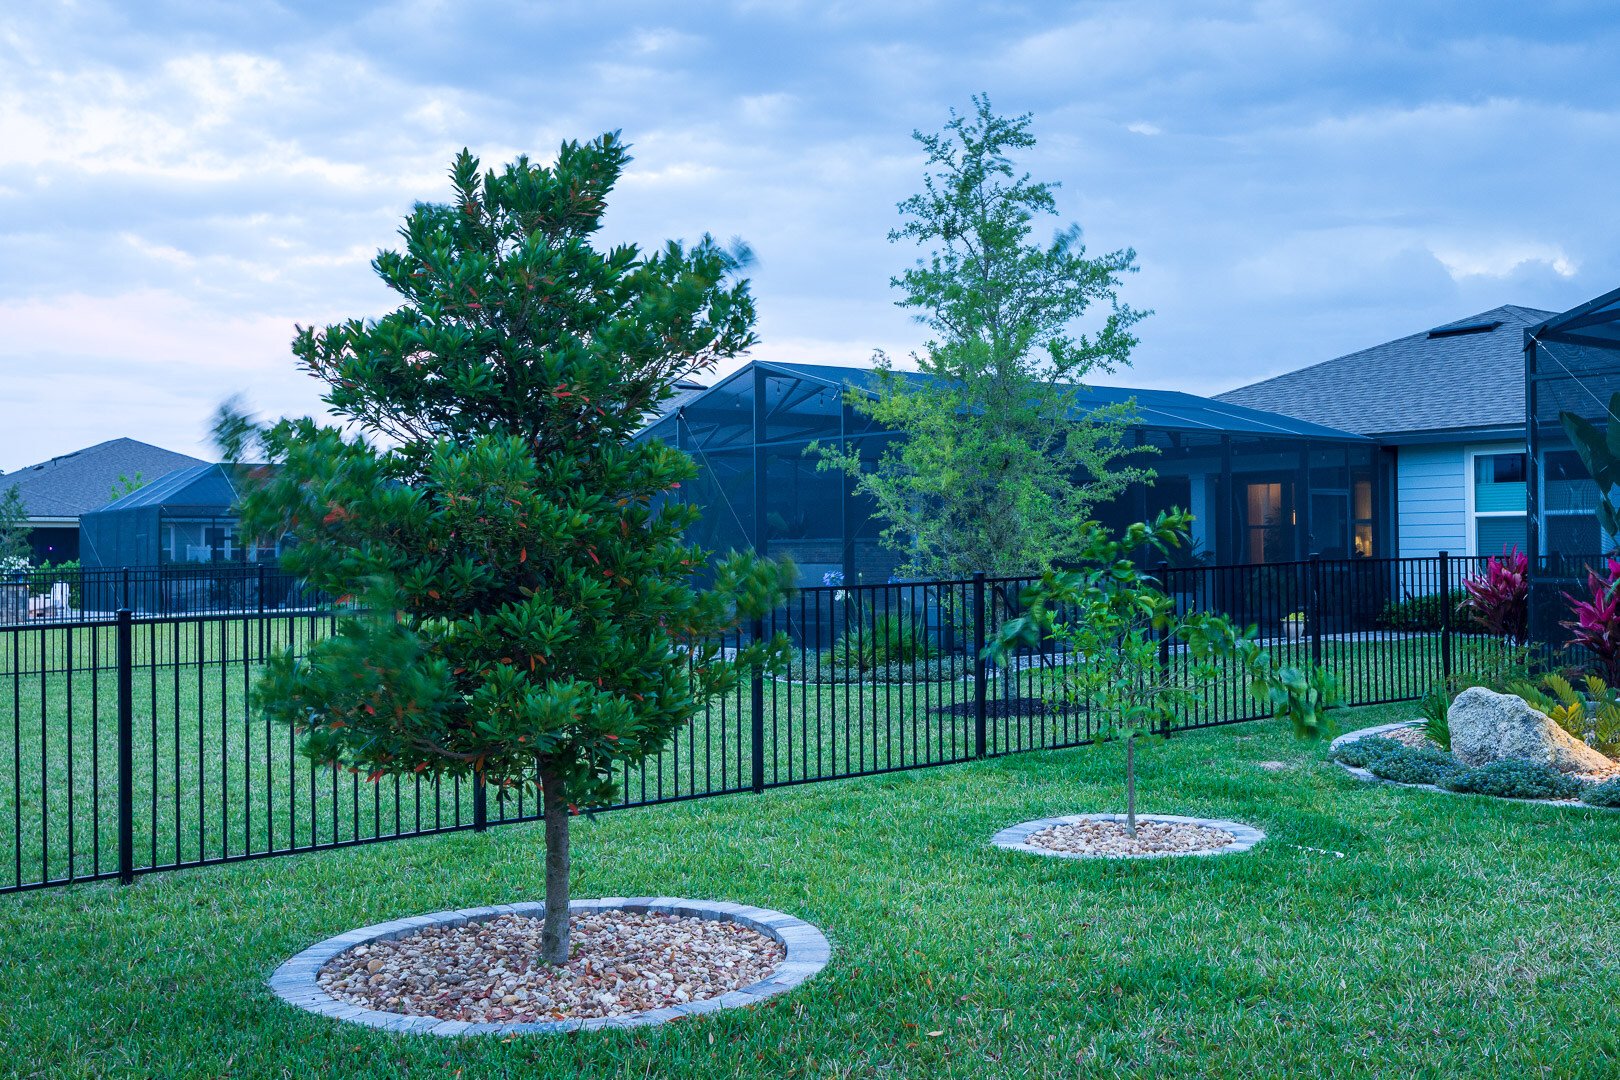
{"left": 0, "top": 438, "right": 205, "bottom": 564}
{"left": 78, "top": 462, "right": 276, "bottom": 569}
{"left": 640, "top": 359, "right": 1387, "bottom": 584}
{"left": 1217, "top": 305, "right": 1570, "bottom": 559}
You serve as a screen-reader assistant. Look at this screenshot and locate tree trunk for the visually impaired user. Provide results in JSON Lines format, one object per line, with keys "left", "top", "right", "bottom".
{"left": 538, "top": 765, "right": 571, "bottom": 965}
{"left": 1125, "top": 734, "right": 1136, "bottom": 839}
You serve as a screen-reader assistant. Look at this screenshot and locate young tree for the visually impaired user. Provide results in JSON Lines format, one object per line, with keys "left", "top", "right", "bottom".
{"left": 819, "top": 96, "right": 1151, "bottom": 580}
{"left": 989, "top": 511, "right": 1338, "bottom": 835}
{"left": 221, "top": 139, "right": 793, "bottom": 965}
{"left": 0, "top": 485, "right": 30, "bottom": 571}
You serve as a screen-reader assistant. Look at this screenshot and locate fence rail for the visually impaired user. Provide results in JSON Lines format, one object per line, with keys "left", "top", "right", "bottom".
{"left": 0, "top": 552, "right": 1591, "bottom": 895}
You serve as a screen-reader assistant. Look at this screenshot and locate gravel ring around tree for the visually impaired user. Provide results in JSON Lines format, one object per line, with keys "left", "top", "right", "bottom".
{"left": 268, "top": 898, "right": 831, "bottom": 1036}
{"left": 1329, "top": 721, "right": 1620, "bottom": 808}
{"left": 990, "top": 813, "right": 1265, "bottom": 860}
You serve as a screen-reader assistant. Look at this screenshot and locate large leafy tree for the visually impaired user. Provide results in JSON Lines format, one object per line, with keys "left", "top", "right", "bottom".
{"left": 223, "top": 139, "right": 792, "bottom": 965}
{"left": 819, "top": 96, "right": 1151, "bottom": 580}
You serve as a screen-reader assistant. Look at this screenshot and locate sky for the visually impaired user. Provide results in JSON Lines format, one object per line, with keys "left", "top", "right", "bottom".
{"left": 2, "top": 0, "right": 1618, "bottom": 470}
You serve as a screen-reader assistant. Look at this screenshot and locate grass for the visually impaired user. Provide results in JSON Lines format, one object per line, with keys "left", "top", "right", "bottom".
{"left": 5, "top": 703, "right": 1620, "bottom": 1078}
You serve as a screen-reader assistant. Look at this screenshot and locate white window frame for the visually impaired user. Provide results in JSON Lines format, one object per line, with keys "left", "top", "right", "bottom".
{"left": 1463, "top": 443, "right": 1528, "bottom": 557}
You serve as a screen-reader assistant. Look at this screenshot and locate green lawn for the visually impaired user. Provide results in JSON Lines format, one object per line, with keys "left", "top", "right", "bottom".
{"left": 4, "top": 703, "right": 1620, "bottom": 1078}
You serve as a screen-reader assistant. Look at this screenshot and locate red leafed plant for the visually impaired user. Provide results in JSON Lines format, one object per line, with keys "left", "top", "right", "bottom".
{"left": 1463, "top": 548, "right": 1529, "bottom": 645}
{"left": 1563, "top": 558, "right": 1620, "bottom": 683}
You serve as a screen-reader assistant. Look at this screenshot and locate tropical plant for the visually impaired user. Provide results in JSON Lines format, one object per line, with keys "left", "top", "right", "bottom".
{"left": 1462, "top": 549, "right": 1529, "bottom": 644}
{"left": 816, "top": 96, "right": 1151, "bottom": 580}
{"left": 988, "top": 509, "right": 1338, "bottom": 836}
{"left": 1560, "top": 392, "right": 1620, "bottom": 554}
{"left": 1563, "top": 558, "right": 1620, "bottom": 684}
{"left": 1419, "top": 683, "right": 1452, "bottom": 749}
{"left": 1509, "top": 672, "right": 1620, "bottom": 757}
{"left": 217, "top": 141, "right": 794, "bottom": 966}
{"left": 830, "top": 611, "right": 938, "bottom": 673}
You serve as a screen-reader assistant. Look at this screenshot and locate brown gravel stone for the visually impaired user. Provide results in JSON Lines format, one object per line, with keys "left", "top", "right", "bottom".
{"left": 318, "top": 910, "right": 785, "bottom": 1024}
{"left": 1027, "top": 818, "right": 1236, "bottom": 856}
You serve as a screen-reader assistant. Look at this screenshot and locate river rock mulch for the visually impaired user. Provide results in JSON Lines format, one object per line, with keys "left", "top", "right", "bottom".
{"left": 318, "top": 910, "right": 786, "bottom": 1024}
{"left": 1027, "top": 818, "right": 1237, "bottom": 857}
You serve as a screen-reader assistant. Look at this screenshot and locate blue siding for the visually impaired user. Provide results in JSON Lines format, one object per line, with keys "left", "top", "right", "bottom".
{"left": 1396, "top": 446, "right": 1466, "bottom": 557}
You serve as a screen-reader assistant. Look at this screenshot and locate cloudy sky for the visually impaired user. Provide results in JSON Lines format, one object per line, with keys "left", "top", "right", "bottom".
{"left": 2, "top": 0, "right": 1617, "bottom": 469}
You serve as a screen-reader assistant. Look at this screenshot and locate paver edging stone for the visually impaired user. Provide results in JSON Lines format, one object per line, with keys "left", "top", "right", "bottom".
{"left": 268, "top": 897, "right": 830, "bottom": 1036}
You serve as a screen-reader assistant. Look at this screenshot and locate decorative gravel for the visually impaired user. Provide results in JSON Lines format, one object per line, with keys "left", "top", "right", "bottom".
{"left": 1027, "top": 818, "right": 1236, "bottom": 856}
{"left": 991, "top": 813, "right": 1265, "bottom": 860}
{"left": 318, "top": 910, "right": 784, "bottom": 1025}
{"left": 1382, "top": 726, "right": 1437, "bottom": 749}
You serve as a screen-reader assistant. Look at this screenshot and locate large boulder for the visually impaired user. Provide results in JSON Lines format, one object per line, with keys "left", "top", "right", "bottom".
{"left": 1447, "top": 687, "right": 1615, "bottom": 774}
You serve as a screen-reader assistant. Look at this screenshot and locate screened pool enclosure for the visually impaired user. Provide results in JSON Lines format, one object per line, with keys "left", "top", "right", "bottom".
{"left": 1525, "top": 286, "right": 1620, "bottom": 642}
{"left": 639, "top": 361, "right": 1393, "bottom": 586}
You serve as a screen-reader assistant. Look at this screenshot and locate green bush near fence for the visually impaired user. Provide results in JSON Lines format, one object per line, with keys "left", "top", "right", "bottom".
{"left": 1375, "top": 590, "right": 1468, "bottom": 632}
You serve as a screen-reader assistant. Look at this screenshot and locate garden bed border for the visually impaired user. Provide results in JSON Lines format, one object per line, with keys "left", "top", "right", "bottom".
{"left": 990, "top": 813, "right": 1265, "bottom": 860}
{"left": 268, "top": 897, "right": 831, "bottom": 1036}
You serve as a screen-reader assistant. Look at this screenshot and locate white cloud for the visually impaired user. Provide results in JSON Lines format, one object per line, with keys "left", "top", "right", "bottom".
{"left": 1431, "top": 241, "right": 1578, "bottom": 280}
{"left": 1126, "top": 121, "right": 1161, "bottom": 136}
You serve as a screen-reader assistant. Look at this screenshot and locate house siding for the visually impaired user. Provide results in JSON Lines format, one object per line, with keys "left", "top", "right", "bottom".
{"left": 1395, "top": 445, "right": 1467, "bottom": 558}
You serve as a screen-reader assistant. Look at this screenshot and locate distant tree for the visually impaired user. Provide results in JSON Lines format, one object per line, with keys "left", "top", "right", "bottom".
{"left": 109, "top": 472, "right": 146, "bottom": 501}
{"left": 0, "top": 485, "right": 30, "bottom": 571}
{"left": 219, "top": 140, "right": 793, "bottom": 965}
{"left": 818, "top": 96, "right": 1151, "bottom": 580}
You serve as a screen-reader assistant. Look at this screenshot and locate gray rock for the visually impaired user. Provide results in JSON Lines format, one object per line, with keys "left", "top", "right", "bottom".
{"left": 1447, "top": 687, "right": 1614, "bottom": 773}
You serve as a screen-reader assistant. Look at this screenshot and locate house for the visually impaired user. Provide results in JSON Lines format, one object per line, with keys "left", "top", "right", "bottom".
{"left": 78, "top": 462, "right": 274, "bottom": 569}
{"left": 639, "top": 359, "right": 1390, "bottom": 584}
{"left": 1217, "top": 305, "right": 1569, "bottom": 559}
{"left": 0, "top": 438, "right": 205, "bottom": 564}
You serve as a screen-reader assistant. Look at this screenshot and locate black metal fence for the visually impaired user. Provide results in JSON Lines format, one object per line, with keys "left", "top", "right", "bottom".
{"left": 0, "top": 552, "right": 1592, "bottom": 895}
{"left": 0, "top": 563, "right": 324, "bottom": 624}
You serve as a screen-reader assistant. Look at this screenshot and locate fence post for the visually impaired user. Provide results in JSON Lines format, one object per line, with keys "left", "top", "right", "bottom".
{"left": 1308, "top": 552, "right": 1323, "bottom": 668}
{"left": 472, "top": 773, "right": 488, "bottom": 832}
{"left": 116, "top": 607, "right": 135, "bottom": 885}
{"left": 256, "top": 564, "right": 267, "bottom": 659}
{"left": 1156, "top": 561, "right": 1173, "bottom": 739}
{"left": 972, "top": 572, "right": 988, "bottom": 758}
{"left": 1439, "top": 550, "right": 1454, "bottom": 685}
{"left": 750, "top": 616, "right": 766, "bottom": 794}
{"left": 120, "top": 566, "right": 131, "bottom": 612}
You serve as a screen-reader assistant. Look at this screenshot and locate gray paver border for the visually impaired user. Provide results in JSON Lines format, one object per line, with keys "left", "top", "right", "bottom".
{"left": 268, "top": 898, "right": 831, "bottom": 1036}
{"left": 990, "top": 813, "right": 1265, "bottom": 860}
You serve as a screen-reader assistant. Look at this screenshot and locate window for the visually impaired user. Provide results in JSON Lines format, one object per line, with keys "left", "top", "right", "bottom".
{"left": 1541, "top": 449, "right": 1603, "bottom": 555}
{"left": 1471, "top": 451, "right": 1526, "bottom": 556}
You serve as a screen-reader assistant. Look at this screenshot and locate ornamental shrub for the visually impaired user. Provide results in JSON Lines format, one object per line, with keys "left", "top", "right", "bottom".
{"left": 1581, "top": 778, "right": 1620, "bottom": 808}
{"left": 1364, "top": 744, "right": 1464, "bottom": 786}
{"left": 1442, "top": 759, "right": 1584, "bottom": 801}
{"left": 830, "top": 611, "right": 938, "bottom": 672}
{"left": 1332, "top": 735, "right": 1404, "bottom": 769}
{"left": 1374, "top": 591, "right": 1466, "bottom": 632}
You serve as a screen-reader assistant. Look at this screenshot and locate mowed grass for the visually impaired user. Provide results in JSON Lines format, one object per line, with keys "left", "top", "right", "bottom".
{"left": 1, "top": 622, "right": 1464, "bottom": 888}
{"left": 4, "top": 705, "right": 1620, "bottom": 1078}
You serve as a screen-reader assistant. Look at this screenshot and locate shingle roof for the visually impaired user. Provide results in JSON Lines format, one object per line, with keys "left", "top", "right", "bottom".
{"left": 0, "top": 438, "right": 206, "bottom": 519}
{"left": 1214, "top": 304, "right": 1557, "bottom": 439}
{"left": 764, "top": 361, "right": 1369, "bottom": 441}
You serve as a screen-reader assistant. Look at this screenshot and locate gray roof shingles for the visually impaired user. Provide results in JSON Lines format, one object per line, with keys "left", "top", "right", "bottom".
{"left": 1, "top": 438, "right": 207, "bottom": 519}
{"left": 1214, "top": 304, "right": 1556, "bottom": 439}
